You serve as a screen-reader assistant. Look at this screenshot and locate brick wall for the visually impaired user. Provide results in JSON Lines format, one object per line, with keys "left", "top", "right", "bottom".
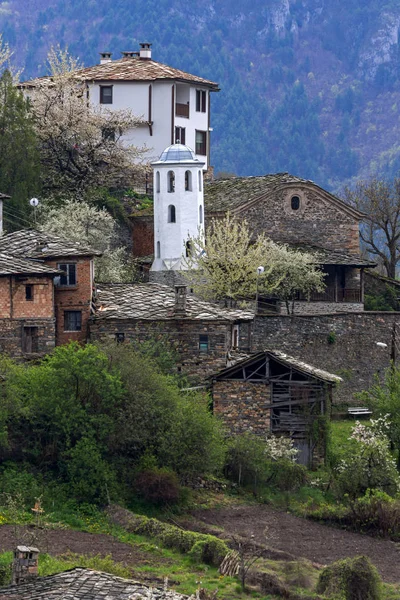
{"left": 12, "top": 276, "right": 54, "bottom": 319}
{"left": 131, "top": 216, "right": 154, "bottom": 258}
{"left": 45, "top": 257, "right": 93, "bottom": 345}
{"left": 89, "top": 317, "right": 233, "bottom": 382}
{"left": 253, "top": 312, "right": 400, "bottom": 403}
{"left": 213, "top": 380, "right": 271, "bottom": 436}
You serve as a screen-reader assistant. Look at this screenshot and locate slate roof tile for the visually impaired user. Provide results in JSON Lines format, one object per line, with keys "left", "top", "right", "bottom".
{"left": 0, "top": 253, "right": 62, "bottom": 276}
{"left": 0, "top": 230, "right": 101, "bottom": 259}
{"left": 93, "top": 283, "right": 253, "bottom": 322}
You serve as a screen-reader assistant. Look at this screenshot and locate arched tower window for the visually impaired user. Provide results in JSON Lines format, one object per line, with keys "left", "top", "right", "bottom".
{"left": 291, "top": 195, "right": 300, "bottom": 210}
{"left": 199, "top": 205, "right": 203, "bottom": 224}
{"left": 198, "top": 170, "right": 202, "bottom": 192}
{"left": 185, "top": 170, "right": 192, "bottom": 191}
{"left": 168, "top": 205, "right": 176, "bottom": 223}
{"left": 168, "top": 170, "right": 175, "bottom": 193}
{"left": 185, "top": 240, "right": 192, "bottom": 257}
{"left": 156, "top": 171, "right": 160, "bottom": 193}
{"left": 156, "top": 241, "right": 161, "bottom": 258}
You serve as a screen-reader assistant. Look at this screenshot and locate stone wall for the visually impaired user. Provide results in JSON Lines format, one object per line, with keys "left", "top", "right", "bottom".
{"left": 253, "top": 312, "right": 399, "bottom": 403}
{"left": 0, "top": 318, "right": 56, "bottom": 357}
{"left": 213, "top": 380, "right": 271, "bottom": 436}
{"left": 277, "top": 301, "right": 364, "bottom": 315}
{"left": 89, "top": 317, "right": 234, "bottom": 382}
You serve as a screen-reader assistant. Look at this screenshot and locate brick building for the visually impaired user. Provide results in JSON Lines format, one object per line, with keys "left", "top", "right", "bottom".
{"left": 89, "top": 283, "right": 253, "bottom": 381}
{"left": 131, "top": 173, "right": 376, "bottom": 313}
{"left": 212, "top": 349, "right": 341, "bottom": 466}
{"left": 0, "top": 230, "right": 100, "bottom": 350}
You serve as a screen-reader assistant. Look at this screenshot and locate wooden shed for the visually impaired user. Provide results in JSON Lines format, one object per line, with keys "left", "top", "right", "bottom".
{"left": 211, "top": 349, "right": 342, "bottom": 466}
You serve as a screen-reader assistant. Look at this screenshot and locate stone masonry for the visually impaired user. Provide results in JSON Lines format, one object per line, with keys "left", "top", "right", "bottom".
{"left": 213, "top": 380, "right": 271, "bottom": 436}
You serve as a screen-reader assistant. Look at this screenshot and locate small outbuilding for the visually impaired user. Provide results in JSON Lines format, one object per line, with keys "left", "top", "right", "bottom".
{"left": 212, "top": 349, "right": 342, "bottom": 466}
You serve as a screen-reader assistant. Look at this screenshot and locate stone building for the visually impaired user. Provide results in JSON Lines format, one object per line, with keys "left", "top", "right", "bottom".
{"left": 89, "top": 283, "right": 253, "bottom": 381}
{"left": 131, "top": 172, "right": 376, "bottom": 313}
{"left": 0, "top": 230, "right": 100, "bottom": 350}
{"left": 212, "top": 349, "right": 342, "bottom": 466}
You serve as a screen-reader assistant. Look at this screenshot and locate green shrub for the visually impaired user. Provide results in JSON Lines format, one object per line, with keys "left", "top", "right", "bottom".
{"left": 0, "top": 552, "right": 12, "bottom": 586}
{"left": 316, "top": 555, "right": 382, "bottom": 600}
{"left": 267, "top": 460, "right": 308, "bottom": 491}
{"left": 126, "top": 514, "right": 228, "bottom": 566}
{"left": 349, "top": 489, "right": 400, "bottom": 539}
{"left": 135, "top": 468, "right": 181, "bottom": 506}
{"left": 224, "top": 433, "right": 269, "bottom": 488}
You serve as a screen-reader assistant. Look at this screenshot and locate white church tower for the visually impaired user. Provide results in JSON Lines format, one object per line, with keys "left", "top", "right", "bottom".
{"left": 151, "top": 143, "right": 205, "bottom": 276}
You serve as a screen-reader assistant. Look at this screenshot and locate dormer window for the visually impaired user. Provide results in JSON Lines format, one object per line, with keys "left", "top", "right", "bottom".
{"left": 291, "top": 195, "right": 300, "bottom": 210}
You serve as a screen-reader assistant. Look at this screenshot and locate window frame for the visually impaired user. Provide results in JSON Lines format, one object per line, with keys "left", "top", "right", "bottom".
{"left": 195, "top": 130, "right": 207, "bottom": 156}
{"left": 115, "top": 332, "right": 125, "bottom": 344}
{"left": 168, "top": 204, "right": 176, "bottom": 223}
{"left": 175, "top": 126, "right": 186, "bottom": 144}
{"left": 199, "top": 334, "right": 209, "bottom": 353}
{"left": 64, "top": 310, "right": 82, "bottom": 332}
{"left": 196, "top": 89, "right": 207, "bottom": 113}
{"left": 57, "top": 263, "right": 77, "bottom": 287}
{"left": 25, "top": 284, "right": 34, "bottom": 301}
{"left": 291, "top": 195, "right": 301, "bottom": 211}
{"left": 100, "top": 85, "right": 113, "bottom": 104}
{"left": 22, "top": 326, "right": 39, "bottom": 353}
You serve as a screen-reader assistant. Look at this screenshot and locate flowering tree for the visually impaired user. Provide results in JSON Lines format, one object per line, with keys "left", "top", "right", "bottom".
{"left": 40, "top": 200, "right": 135, "bottom": 282}
{"left": 265, "top": 435, "right": 298, "bottom": 462}
{"left": 335, "top": 416, "right": 400, "bottom": 499}
{"left": 184, "top": 213, "right": 325, "bottom": 311}
{"left": 27, "top": 47, "right": 145, "bottom": 197}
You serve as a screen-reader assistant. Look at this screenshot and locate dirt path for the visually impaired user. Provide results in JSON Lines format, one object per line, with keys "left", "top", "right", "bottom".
{"left": 188, "top": 505, "right": 400, "bottom": 584}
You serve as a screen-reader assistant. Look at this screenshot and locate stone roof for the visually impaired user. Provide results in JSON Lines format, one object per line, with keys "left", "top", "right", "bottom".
{"left": 21, "top": 57, "right": 219, "bottom": 90}
{"left": 0, "top": 230, "right": 101, "bottom": 259}
{"left": 214, "top": 349, "right": 343, "bottom": 384}
{"left": 0, "top": 253, "right": 62, "bottom": 277}
{"left": 292, "top": 244, "right": 376, "bottom": 267}
{"left": 93, "top": 283, "right": 253, "bottom": 322}
{"left": 204, "top": 174, "right": 364, "bottom": 218}
{"left": 0, "top": 567, "right": 188, "bottom": 599}
{"left": 0, "top": 193, "right": 10, "bottom": 199}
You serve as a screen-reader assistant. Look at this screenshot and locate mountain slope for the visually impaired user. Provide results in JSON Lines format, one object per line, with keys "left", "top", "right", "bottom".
{"left": 3, "top": 0, "right": 400, "bottom": 190}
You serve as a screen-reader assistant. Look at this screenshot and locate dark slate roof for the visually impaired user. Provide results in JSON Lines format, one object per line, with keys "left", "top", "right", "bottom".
{"left": 204, "top": 174, "right": 364, "bottom": 218}
{"left": 364, "top": 269, "right": 400, "bottom": 287}
{"left": 291, "top": 244, "right": 376, "bottom": 267}
{"left": 0, "top": 230, "right": 101, "bottom": 259}
{"left": 21, "top": 57, "right": 219, "bottom": 90}
{"left": 0, "top": 253, "right": 61, "bottom": 276}
{"left": 0, "top": 193, "right": 10, "bottom": 199}
{"left": 93, "top": 283, "right": 253, "bottom": 321}
{"left": 213, "top": 349, "right": 343, "bottom": 384}
{"left": 0, "top": 567, "right": 188, "bottom": 599}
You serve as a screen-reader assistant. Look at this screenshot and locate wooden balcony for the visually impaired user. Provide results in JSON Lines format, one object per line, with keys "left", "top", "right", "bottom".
{"left": 176, "top": 102, "right": 189, "bottom": 118}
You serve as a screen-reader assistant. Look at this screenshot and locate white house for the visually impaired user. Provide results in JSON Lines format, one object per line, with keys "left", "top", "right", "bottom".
{"left": 21, "top": 43, "right": 219, "bottom": 169}
{"left": 151, "top": 143, "right": 205, "bottom": 273}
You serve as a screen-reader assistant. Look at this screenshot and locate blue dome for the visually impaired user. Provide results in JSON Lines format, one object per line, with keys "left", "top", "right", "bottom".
{"left": 156, "top": 143, "right": 199, "bottom": 164}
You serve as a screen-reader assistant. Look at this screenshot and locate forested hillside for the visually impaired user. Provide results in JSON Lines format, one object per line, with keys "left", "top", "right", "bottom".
{"left": 3, "top": 0, "right": 400, "bottom": 190}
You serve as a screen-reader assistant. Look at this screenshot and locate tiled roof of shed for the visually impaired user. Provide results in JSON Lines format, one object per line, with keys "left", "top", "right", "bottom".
{"left": 292, "top": 244, "right": 376, "bottom": 267}
{"left": 0, "top": 253, "right": 61, "bottom": 276}
{"left": 204, "top": 174, "right": 363, "bottom": 218}
{"left": 21, "top": 57, "right": 219, "bottom": 89}
{"left": 0, "top": 567, "right": 188, "bottom": 599}
{"left": 214, "top": 349, "right": 342, "bottom": 384}
{"left": 0, "top": 230, "right": 101, "bottom": 259}
{"left": 93, "top": 283, "right": 253, "bottom": 321}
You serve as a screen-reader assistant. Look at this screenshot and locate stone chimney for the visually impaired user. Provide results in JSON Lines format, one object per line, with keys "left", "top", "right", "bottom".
{"left": 99, "top": 52, "right": 112, "bottom": 64}
{"left": 12, "top": 546, "right": 39, "bottom": 585}
{"left": 139, "top": 43, "right": 152, "bottom": 60}
{"left": 121, "top": 51, "right": 139, "bottom": 58}
{"left": 174, "top": 285, "right": 187, "bottom": 316}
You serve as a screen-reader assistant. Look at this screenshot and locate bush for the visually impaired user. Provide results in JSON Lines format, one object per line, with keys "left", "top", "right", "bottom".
{"left": 316, "top": 555, "right": 382, "bottom": 600}
{"left": 135, "top": 468, "right": 181, "bottom": 506}
{"left": 224, "top": 433, "right": 269, "bottom": 488}
{"left": 267, "top": 460, "right": 308, "bottom": 492}
{"left": 126, "top": 514, "right": 228, "bottom": 566}
{"left": 349, "top": 489, "right": 400, "bottom": 539}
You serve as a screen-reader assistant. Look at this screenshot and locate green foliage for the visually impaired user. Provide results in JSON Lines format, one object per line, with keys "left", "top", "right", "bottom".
{"left": 0, "top": 551, "right": 12, "bottom": 586}
{"left": 38, "top": 552, "right": 131, "bottom": 578}
{"left": 0, "top": 69, "right": 40, "bottom": 231}
{"left": 327, "top": 330, "right": 337, "bottom": 344}
{"left": 348, "top": 489, "right": 400, "bottom": 539}
{"left": 224, "top": 433, "right": 270, "bottom": 488}
{"left": 316, "top": 555, "right": 382, "bottom": 600}
{"left": 128, "top": 514, "right": 228, "bottom": 566}
{"left": 364, "top": 283, "right": 399, "bottom": 311}
{"left": 267, "top": 460, "right": 308, "bottom": 492}
{"left": 135, "top": 468, "right": 181, "bottom": 506}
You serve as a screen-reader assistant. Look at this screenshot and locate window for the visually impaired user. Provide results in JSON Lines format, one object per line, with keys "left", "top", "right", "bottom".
{"left": 156, "top": 171, "right": 160, "bottom": 193}
{"left": 185, "top": 240, "right": 192, "bottom": 257}
{"left": 198, "top": 170, "right": 202, "bottom": 192}
{"left": 199, "top": 205, "right": 203, "bottom": 224}
{"left": 168, "top": 205, "right": 176, "bottom": 223}
{"left": 196, "top": 90, "right": 206, "bottom": 112}
{"left": 64, "top": 310, "right": 82, "bottom": 332}
{"left": 199, "top": 334, "right": 209, "bottom": 353}
{"left": 22, "top": 326, "right": 38, "bottom": 353}
{"left": 100, "top": 85, "right": 113, "bottom": 104}
{"left": 195, "top": 130, "right": 207, "bottom": 156}
{"left": 232, "top": 325, "right": 239, "bottom": 348}
{"left": 115, "top": 332, "right": 125, "bottom": 344}
{"left": 185, "top": 170, "right": 192, "bottom": 191}
{"left": 291, "top": 195, "right": 300, "bottom": 210}
{"left": 175, "top": 126, "right": 186, "bottom": 144}
{"left": 25, "top": 285, "right": 33, "bottom": 301}
{"left": 101, "top": 126, "right": 115, "bottom": 141}
{"left": 156, "top": 241, "right": 161, "bottom": 258}
{"left": 57, "top": 263, "right": 77, "bottom": 286}
{"left": 168, "top": 170, "right": 175, "bottom": 193}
